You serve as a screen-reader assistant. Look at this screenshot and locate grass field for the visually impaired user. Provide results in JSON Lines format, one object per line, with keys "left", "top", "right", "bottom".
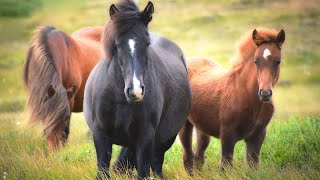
{"left": 0, "top": 0, "right": 319, "bottom": 179}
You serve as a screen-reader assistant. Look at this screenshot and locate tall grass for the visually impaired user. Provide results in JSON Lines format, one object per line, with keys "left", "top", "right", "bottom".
{"left": 0, "top": 114, "right": 319, "bottom": 179}
{"left": 263, "top": 116, "right": 320, "bottom": 168}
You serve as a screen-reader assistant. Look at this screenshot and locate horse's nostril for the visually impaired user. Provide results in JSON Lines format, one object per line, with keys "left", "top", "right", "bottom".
{"left": 259, "top": 89, "right": 272, "bottom": 97}
{"left": 269, "top": 90, "right": 272, "bottom": 97}
{"left": 127, "top": 88, "right": 134, "bottom": 98}
{"left": 259, "top": 89, "right": 263, "bottom": 96}
{"left": 141, "top": 85, "right": 145, "bottom": 95}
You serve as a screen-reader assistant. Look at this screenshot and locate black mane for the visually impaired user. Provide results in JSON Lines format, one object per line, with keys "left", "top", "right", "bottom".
{"left": 102, "top": 0, "right": 147, "bottom": 60}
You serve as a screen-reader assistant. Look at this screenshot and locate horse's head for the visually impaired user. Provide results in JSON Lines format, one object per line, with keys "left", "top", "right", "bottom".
{"left": 108, "top": 1, "right": 154, "bottom": 104}
{"left": 252, "top": 29, "right": 285, "bottom": 102}
{"left": 44, "top": 84, "right": 77, "bottom": 150}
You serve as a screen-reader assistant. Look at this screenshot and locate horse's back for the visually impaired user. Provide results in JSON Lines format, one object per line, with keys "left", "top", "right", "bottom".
{"left": 70, "top": 26, "right": 103, "bottom": 56}
{"left": 188, "top": 58, "right": 226, "bottom": 81}
{"left": 150, "top": 33, "right": 190, "bottom": 98}
{"left": 71, "top": 26, "right": 104, "bottom": 43}
{"left": 150, "top": 34, "right": 187, "bottom": 72}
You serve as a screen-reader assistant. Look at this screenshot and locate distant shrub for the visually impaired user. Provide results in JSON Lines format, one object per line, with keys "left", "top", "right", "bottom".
{"left": 0, "top": 0, "right": 44, "bottom": 17}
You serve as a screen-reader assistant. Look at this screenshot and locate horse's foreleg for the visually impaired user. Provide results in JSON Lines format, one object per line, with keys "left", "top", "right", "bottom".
{"left": 245, "top": 128, "right": 266, "bottom": 168}
{"left": 113, "top": 147, "right": 136, "bottom": 173}
{"left": 151, "top": 135, "right": 176, "bottom": 179}
{"left": 194, "top": 129, "right": 210, "bottom": 169}
{"left": 220, "top": 129, "right": 236, "bottom": 169}
{"left": 62, "top": 119, "right": 70, "bottom": 145}
{"left": 136, "top": 127, "right": 155, "bottom": 179}
{"left": 93, "top": 131, "right": 112, "bottom": 179}
{"left": 178, "top": 119, "right": 194, "bottom": 176}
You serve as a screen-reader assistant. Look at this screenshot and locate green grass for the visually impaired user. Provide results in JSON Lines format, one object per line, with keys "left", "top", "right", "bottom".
{"left": 0, "top": 114, "right": 319, "bottom": 179}
{"left": 0, "top": 0, "right": 319, "bottom": 179}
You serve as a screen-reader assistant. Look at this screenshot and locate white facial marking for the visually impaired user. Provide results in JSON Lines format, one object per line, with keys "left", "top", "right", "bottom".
{"left": 129, "top": 39, "right": 142, "bottom": 96}
{"left": 128, "top": 39, "right": 135, "bottom": 56}
{"left": 263, "top": 48, "right": 272, "bottom": 60}
{"left": 133, "top": 72, "right": 142, "bottom": 96}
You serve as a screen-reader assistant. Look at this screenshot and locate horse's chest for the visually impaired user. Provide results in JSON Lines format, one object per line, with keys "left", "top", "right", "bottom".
{"left": 97, "top": 112, "right": 136, "bottom": 146}
{"left": 236, "top": 106, "right": 273, "bottom": 139}
{"left": 96, "top": 100, "right": 157, "bottom": 146}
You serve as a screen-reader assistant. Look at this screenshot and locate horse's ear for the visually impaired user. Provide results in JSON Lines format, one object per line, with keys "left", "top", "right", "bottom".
{"left": 277, "top": 29, "right": 285, "bottom": 49}
{"left": 67, "top": 85, "right": 77, "bottom": 100}
{"left": 142, "top": 1, "right": 154, "bottom": 24}
{"left": 109, "top": 4, "right": 119, "bottom": 20}
{"left": 252, "top": 29, "right": 260, "bottom": 45}
{"left": 47, "top": 84, "right": 56, "bottom": 99}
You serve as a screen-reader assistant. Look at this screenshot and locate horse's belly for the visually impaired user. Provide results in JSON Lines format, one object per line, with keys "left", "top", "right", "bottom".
{"left": 189, "top": 86, "right": 221, "bottom": 138}
{"left": 156, "top": 108, "right": 189, "bottom": 143}
{"left": 189, "top": 112, "right": 220, "bottom": 138}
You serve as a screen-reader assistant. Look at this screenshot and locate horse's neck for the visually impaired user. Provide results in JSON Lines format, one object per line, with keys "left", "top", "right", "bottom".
{"left": 232, "top": 56, "right": 259, "bottom": 100}
{"left": 59, "top": 37, "right": 82, "bottom": 86}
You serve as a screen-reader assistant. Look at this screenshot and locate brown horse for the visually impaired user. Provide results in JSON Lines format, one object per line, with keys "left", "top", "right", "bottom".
{"left": 179, "top": 28, "right": 285, "bottom": 175}
{"left": 23, "top": 26, "right": 103, "bottom": 150}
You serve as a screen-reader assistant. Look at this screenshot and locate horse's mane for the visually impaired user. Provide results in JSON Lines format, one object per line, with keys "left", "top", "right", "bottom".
{"left": 231, "top": 28, "right": 279, "bottom": 66}
{"left": 23, "top": 26, "right": 69, "bottom": 136}
{"left": 102, "top": 0, "right": 145, "bottom": 60}
{"left": 23, "top": 26, "right": 55, "bottom": 86}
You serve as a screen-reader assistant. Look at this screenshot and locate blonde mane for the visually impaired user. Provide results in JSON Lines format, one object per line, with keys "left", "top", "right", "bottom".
{"left": 231, "top": 28, "right": 279, "bottom": 66}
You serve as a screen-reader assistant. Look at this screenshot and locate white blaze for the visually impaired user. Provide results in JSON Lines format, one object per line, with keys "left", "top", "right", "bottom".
{"left": 263, "top": 48, "right": 272, "bottom": 60}
{"left": 133, "top": 73, "right": 141, "bottom": 94}
{"left": 129, "top": 39, "right": 135, "bottom": 56}
{"left": 128, "top": 39, "right": 142, "bottom": 96}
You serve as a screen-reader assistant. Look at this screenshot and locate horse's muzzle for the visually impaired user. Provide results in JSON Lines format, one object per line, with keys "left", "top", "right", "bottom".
{"left": 126, "top": 86, "right": 145, "bottom": 104}
{"left": 259, "top": 89, "right": 272, "bottom": 102}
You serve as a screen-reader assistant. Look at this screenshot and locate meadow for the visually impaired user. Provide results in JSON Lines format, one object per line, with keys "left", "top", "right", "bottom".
{"left": 0, "top": 0, "right": 319, "bottom": 179}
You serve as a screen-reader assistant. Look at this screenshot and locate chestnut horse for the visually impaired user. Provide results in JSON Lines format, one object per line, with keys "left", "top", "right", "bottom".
{"left": 23, "top": 26, "right": 103, "bottom": 150}
{"left": 179, "top": 28, "right": 285, "bottom": 175}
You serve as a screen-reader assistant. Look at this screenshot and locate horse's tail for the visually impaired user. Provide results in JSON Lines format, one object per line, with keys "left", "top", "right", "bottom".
{"left": 23, "top": 26, "right": 70, "bottom": 137}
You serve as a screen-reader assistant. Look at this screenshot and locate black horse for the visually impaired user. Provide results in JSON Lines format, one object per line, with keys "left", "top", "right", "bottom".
{"left": 83, "top": 0, "right": 191, "bottom": 179}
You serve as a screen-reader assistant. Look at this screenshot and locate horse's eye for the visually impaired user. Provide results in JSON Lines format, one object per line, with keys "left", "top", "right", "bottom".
{"left": 146, "top": 42, "right": 151, "bottom": 47}
{"left": 275, "top": 60, "right": 281, "bottom": 65}
{"left": 254, "top": 60, "right": 259, "bottom": 66}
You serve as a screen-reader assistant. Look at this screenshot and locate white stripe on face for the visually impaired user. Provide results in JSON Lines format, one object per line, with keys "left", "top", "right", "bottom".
{"left": 128, "top": 39, "right": 135, "bottom": 56}
{"left": 128, "top": 39, "right": 142, "bottom": 96}
{"left": 263, "top": 48, "right": 272, "bottom": 60}
{"left": 133, "top": 72, "right": 142, "bottom": 95}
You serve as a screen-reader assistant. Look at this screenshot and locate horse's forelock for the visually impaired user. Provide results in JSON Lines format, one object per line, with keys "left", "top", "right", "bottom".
{"left": 27, "top": 67, "right": 70, "bottom": 137}
{"left": 102, "top": 0, "right": 146, "bottom": 60}
{"left": 41, "top": 86, "right": 70, "bottom": 137}
{"left": 231, "top": 28, "right": 279, "bottom": 66}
